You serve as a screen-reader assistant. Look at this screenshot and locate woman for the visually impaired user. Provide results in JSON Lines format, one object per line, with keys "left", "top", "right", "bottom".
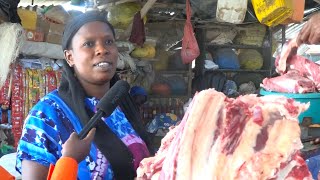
{"left": 16, "top": 11, "right": 150, "bottom": 180}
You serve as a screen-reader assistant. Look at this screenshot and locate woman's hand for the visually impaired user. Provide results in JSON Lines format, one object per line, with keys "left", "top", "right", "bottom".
{"left": 297, "top": 13, "right": 320, "bottom": 45}
{"left": 62, "top": 128, "right": 96, "bottom": 163}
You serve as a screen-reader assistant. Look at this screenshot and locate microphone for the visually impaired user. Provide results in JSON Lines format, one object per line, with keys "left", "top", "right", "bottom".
{"left": 78, "top": 80, "right": 130, "bottom": 139}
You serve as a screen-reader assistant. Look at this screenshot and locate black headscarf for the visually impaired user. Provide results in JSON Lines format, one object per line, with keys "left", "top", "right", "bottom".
{"left": 62, "top": 11, "right": 115, "bottom": 50}
{"left": 0, "top": 0, "right": 20, "bottom": 23}
{"left": 58, "top": 11, "right": 150, "bottom": 180}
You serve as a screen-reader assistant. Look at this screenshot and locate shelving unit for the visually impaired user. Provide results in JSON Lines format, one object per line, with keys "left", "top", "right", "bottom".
{"left": 205, "top": 43, "right": 264, "bottom": 50}
{"left": 156, "top": 70, "right": 190, "bottom": 75}
{"left": 191, "top": 22, "right": 275, "bottom": 97}
{"left": 153, "top": 63, "right": 193, "bottom": 98}
{"left": 206, "top": 69, "right": 271, "bottom": 73}
{"left": 149, "top": 94, "right": 190, "bottom": 99}
{"left": 140, "top": 63, "right": 193, "bottom": 125}
{"left": 194, "top": 22, "right": 274, "bottom": 80}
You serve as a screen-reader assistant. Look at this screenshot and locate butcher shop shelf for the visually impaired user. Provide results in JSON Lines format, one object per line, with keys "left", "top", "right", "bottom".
{"left": 206, "top": 43, "right": 263, "bottom": 49}
{"left": 156, "top": 70, "right": 190, "bottom": 75}
{"left": 149, "top": 94, "right": 190, "bottom": 99}
{"left": 208, "top": 69, "right": 271, "bottom": 73}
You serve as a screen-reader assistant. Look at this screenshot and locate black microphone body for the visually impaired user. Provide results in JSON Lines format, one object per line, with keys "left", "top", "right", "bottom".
{"left": 78, "top": 80, "right": 130, "bottom": 139}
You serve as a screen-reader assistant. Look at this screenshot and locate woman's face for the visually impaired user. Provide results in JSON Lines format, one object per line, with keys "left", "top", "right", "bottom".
{"left": 64, "top": 21, "right": 118, "bottom": 86}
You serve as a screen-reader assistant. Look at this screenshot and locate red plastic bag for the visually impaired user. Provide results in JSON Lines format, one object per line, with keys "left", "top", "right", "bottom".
{"left": 181, "top": 0, "right": 200, "bottom": 64}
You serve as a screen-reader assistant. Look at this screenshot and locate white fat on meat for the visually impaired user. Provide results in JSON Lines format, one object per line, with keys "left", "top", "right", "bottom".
{"left": 191, "top": 91, "right": 225, "bottom": 180}
{"left": 276, "top": 38, "right": 298, "bottom": 74}
{"left": 136, "top": 89, "right": 312, "bottom": 180}
{"left": 176, "top": 90, "right": 217, "bottom": 180}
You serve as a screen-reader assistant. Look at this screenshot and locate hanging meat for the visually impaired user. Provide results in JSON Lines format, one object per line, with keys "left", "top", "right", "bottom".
{"left": 136, "top": 89, "right": 312, "bottom": 180}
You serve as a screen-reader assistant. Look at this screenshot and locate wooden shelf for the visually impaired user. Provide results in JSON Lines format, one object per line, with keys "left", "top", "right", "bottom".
{"left": 207, "top": 69, "right": 271, "bottom": 73}
{"left": 156, "top": 70, "right": 190, "bottom": 75}
{"left": 206, "top": 43, "right": 263, "bottom": 49}
{"left": 196, "top": 21, "right": 259, "bottom": 28}
{"left": 149, "top": 94, "right": 190, "bottom": 99}
{"left": 193, "top": 22, "right": 273, "bottom": 86}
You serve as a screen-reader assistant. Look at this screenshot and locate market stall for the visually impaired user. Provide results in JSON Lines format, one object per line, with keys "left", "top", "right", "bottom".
{"left": 0, "top": 0, "right": 320, "bottom": 179}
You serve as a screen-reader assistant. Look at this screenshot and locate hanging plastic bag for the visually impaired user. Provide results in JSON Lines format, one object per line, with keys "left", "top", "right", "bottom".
{"left": 181, "top": 0, "right": 200, "bottom": 64}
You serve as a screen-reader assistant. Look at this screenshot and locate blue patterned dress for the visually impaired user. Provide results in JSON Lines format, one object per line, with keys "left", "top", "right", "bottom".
{"left": 16, "top": 90, "right": 150, "bottom": 179}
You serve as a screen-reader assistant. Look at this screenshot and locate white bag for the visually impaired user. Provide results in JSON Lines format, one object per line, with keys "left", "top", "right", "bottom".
{"left": 216, "top": 0, "right": 248, "bottom": 24}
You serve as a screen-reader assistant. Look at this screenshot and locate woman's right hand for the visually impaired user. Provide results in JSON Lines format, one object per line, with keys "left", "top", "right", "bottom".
{"left": 62, "top": 128, "right": 96, "bottom": 163}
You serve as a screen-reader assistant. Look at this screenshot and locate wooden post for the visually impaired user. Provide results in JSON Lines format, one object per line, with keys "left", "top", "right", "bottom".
{"left": 194, "top": 27, "right": 205, "bottom": 77}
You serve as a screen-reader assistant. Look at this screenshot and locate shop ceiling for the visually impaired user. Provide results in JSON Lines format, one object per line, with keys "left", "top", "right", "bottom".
{"left": 19, "top": 0, "right": 320, "bottom": 17}
{"left": 19, "top": 0, "right": 320, "bottom": 39}
{"left": 19, "top": 0, "right": 320, "bottom": 6}
{"left": 15, "top": 0, "right": 320, "bottom": 54}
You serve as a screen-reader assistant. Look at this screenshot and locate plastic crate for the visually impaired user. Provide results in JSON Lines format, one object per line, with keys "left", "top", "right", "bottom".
{"left": 260, "top": 88, "right": 320, "bottom": 124}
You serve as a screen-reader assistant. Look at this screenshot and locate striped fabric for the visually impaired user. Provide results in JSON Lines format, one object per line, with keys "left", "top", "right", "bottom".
{"left": 15, "top": 90, "right": 149, "bottom": 179}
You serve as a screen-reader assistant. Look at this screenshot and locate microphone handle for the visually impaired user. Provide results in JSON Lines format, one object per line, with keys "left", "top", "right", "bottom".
{"left": 78, "top": 110, "right": 105, "bottom": 139}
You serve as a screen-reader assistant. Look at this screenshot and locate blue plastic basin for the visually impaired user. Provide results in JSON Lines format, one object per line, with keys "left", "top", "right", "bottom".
{"left": 260, "top": 88, "right": 320, "bottom": 124}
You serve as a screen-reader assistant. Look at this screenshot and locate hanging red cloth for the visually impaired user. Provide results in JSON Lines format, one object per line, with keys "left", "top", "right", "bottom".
{"left": 181, "top": 0, "right": 200, "bottom": 64}
{"left": 129, "top": 11, "right": 145, "bottom": 47}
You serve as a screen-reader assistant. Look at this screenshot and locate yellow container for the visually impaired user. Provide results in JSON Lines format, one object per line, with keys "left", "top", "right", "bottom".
{"left": 18, "top": 9, "right": 37, "bottom": 30}
{"left": 251, "top": 0, "right": 293, "bottom": 27}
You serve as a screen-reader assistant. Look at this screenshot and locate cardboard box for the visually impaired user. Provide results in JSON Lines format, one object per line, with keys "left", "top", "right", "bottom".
{"left": 25, "top": 29, "right": 44, "bottom": 42}
{"left": 46, "top": 33, "right": 62, "bottom": 45}
{"left": 36, "top": 17, "right": 50, "bottom": 40}
{"left": 46, "top": 22, "right": 64, "bottom": 44}
{"left": 44, "top": 5, "right": 70, "bottom": 24}
{"left": 49, "top": 23, "right": 64, "bottom": 35}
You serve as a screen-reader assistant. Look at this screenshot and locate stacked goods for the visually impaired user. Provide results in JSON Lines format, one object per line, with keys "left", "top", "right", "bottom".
{"left": 0, "top": 72, "right": 11, "bottom": 110}
{"left": 0, "top": 64, "right": 62, "bottom": 146}
{"left": 137, "top": 89, "right": 312, "bottom": 180}
{"left": 0, "top": 71, "right": 11, "bottom": 125}
{"left": 11, "top": 65, "right": 24, "bottom": 146}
